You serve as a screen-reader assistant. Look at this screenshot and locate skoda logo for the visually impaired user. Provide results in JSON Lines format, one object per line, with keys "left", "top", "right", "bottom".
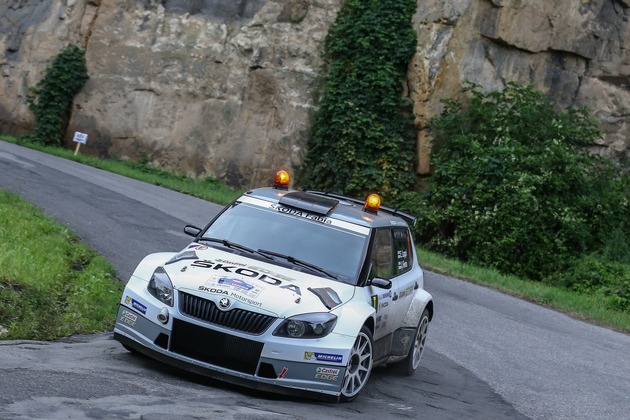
{"left": 219, "top": 298, "right": 231, "bottom": 309}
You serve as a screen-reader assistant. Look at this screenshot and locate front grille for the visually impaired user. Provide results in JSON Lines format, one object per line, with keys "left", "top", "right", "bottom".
{"left": 179, "top": 291, "right": 275, "bottom": 334}
{"left": 170, "top": 318, "right": 263, "bottom": 374}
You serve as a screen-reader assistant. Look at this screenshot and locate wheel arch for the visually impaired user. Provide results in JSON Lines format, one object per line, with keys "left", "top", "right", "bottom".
{"left": 401, "top": 288, "right": 433, "bottom": 328}
{"left": 332, "top": 301, "right": 375, "bottom": 338}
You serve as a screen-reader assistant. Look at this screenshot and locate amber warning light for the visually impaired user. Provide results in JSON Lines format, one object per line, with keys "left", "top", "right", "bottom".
{"left": 274, "top": 170, "right": 290, "bottom": 189}
{"left": 364, "top": 194, "right": 381, "bottom": 213}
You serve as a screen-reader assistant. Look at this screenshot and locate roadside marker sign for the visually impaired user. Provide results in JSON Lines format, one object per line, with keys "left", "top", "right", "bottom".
{"left": 73, "top": 131, "right": 88, "bottom": 155}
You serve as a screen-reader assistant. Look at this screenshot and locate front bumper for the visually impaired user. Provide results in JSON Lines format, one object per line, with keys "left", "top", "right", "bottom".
{"left": 113, "top": 301, "right": 352, "bottom": 401}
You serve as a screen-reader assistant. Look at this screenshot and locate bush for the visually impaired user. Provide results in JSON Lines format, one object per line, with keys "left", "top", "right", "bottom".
{"left": 545, "top": 255, "right": 630, "bottom": 313}
{"left": 27, "top": 45, "right": 89, "bottom": 147}
{"left": 410, "top": 82, "right": 630, "bottom": 280}
{"left": 298, "top": 0, "right": 417, "bottom": 201}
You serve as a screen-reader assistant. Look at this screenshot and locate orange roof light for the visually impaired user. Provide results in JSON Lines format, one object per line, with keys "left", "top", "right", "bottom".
{"left": 364, "top": 193, "right": 381, "bottom": 214}
{"left": 274, "top": 170, "right": 290, "bottom": 189}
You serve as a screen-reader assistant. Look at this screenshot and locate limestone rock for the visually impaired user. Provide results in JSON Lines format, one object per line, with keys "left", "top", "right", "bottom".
{"left": 1, "top": 0, "right": 629, "bottom": 188}
{"left": 411, "top": 0, "right": 630, "bottom": 173}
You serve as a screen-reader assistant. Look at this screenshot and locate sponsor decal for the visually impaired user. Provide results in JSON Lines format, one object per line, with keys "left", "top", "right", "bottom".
{"left": 379, "top": 290, "right": 392, "bottom": 299}
{"left": 399, "top": 285, "right": 415, "bottom": 299}
{"left": 379, "top": 301, "right": 389, "bottom": 310}
{"left": 191, "top": 260, "right": 301, "bottom": 295}
{"left": 120, "top": 310, "right": 137, "bottom": 327}
{"left": 204, "top": 276, "right": 263, "bottom": 298}
{"left": 278, "top": 367, "right": 288, "bottom": 379}
{"left": 304, "top": 352, "right": 343, "bottom": 364}
{"left": 229, "top": 292, "right": 262, "bottom": 307}
{"left": 197, "top": 286, "right": 228, "bottom": 295}
{"left": 131, "top": 299, "right": 147, "bottom": 315}
{"left": 239, "top": 195, "right": 370, "bottom": 235}
{"left": 124, "top": 296, "right": 147, "bottom": 315}
{"left": 315, "top": 373, "right": 339, "bottom": 381}
{"left": 316, "top": 367, "right": 340, "bottom": 375}
{"left": 270, "top": 203, "right": 332, "bottom": 224}
{"left": 216, "top": 258, "right": 247, "bottom": 267}
{"left": 219, "top": 277, "right": 254, "bottom": 291}
{"left": 315, "top": 367, "right": 340, "bottom": 381}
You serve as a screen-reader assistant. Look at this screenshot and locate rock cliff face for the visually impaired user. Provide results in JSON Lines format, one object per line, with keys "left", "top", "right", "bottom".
{"left": 1, "top": 0, "right": 628, "bottom": 188}
{"left": 411, "top": 0, "right": 630, "bottom": 172}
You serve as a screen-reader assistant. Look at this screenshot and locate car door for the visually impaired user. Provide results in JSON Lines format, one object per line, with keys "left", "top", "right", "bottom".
{"left": 387, "top": 227, "right": 417, "bottom": 330}
{"left": 367, "top": 228, "right": 398, "bottom": 341}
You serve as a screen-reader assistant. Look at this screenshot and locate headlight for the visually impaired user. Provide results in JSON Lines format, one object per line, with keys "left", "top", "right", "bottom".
{"left": 147, "top": 267, "right": 174, "bottom": 307}
{"left": 273, "top": 313, "right": 337, "bottom": 338}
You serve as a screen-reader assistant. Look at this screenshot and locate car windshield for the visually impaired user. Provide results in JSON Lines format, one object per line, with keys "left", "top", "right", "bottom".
{"left": 201, "top": 200, "right": 369, "bottom": 284}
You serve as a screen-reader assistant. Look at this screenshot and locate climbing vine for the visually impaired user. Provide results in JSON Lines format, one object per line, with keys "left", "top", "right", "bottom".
{"left": 27, "top": 45, "right": 89, "bottom": 147}
{"left": 299, "top": 0, "right": 418, "bottom": 201}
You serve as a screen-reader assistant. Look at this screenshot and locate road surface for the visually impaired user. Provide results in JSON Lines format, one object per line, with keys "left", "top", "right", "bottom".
{"left": 1, "top": 140, "right": 629, "bottom": 419}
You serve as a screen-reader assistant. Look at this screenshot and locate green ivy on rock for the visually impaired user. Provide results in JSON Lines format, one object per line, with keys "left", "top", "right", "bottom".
{"left": 299, "top": 0, "right": 418, "bottom": 201}
{"left": 27, "top": 45, "right": 89, "bottom": 147}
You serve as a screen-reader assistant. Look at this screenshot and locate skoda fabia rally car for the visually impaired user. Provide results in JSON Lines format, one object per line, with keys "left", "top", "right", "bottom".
{"left": 114, "top": 171, "right": 433, "bottom": 402}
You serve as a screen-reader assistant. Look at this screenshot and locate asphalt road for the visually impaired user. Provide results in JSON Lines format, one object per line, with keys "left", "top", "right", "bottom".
{"left": 1, "top": 140, "right": 629, "bottom": 420}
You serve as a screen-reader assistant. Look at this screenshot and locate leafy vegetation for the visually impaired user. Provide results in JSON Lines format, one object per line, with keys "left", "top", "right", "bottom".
{"left": 402, "top": 82, "right": 630, "bottom": 316}
{"left": 299, "top": 0, "right": 417, "bottom": 200}
{"left": 2, "top": 132, "right": 629, "bottom": 333}
{"left": 0, "top": 190, "right": 123, "bottom": 340}
{"left": 27, "top": 45, "right": 89, "bottom": 147}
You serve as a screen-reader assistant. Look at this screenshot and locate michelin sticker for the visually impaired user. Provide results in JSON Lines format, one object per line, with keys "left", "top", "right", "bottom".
{"left": 304, "top": 352, "right": 343, "bottom": 364}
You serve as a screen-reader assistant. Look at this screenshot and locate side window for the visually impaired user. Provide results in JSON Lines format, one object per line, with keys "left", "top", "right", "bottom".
{"left": 369, "top": 229, "right": 394, "bottom": 280}
{"left": 393, "top": 228, "right": 412, "bottom": 275}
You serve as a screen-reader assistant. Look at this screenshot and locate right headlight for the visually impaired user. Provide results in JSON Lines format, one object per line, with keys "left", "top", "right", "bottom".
{"left": 147, "top": 267, "right": 174, "bottom": 307}
{"left": 273, "top": 313, "right": 337, "bottom": 338}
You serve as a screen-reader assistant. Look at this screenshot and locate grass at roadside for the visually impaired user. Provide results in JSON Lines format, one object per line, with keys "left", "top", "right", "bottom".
{"left": 0, "top": 190, "right": 124, "bottom": 340}
{"left": 0, "top": 136, "right": 243, "bottom": 206}
{"left": 1, "top": 136, "right": 628, "bottom": 335}
{"left": 418, "top": 248, "right": 630, "bottom": 333}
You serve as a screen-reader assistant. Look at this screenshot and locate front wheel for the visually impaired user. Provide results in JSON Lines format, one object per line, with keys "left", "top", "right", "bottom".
{"left": 340, "top": 325, "right": 373, "bottom": 402}
{"left": 396, "top": 308, "right": 429, "bottom": 376}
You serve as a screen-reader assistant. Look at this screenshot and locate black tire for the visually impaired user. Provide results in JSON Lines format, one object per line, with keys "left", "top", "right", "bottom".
{"left": 396, "top": 308, "right": 429, "bottom": 376}
{"left": 340, "top": 325, "right": 373, "bottom": 402}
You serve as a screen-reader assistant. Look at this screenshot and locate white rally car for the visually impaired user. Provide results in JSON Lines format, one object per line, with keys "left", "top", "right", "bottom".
{"left": 114, "top": 171, "right": 433, "bottom": 402}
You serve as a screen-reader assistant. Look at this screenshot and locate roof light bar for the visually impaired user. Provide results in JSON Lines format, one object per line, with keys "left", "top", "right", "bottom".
{"left": 274, "top": 170, "right": 290, "bottom": 190}
{"left": 364, "top": 194, "right": 381, "bottom": 214}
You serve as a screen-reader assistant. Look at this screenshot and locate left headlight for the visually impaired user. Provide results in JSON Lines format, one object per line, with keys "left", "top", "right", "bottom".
{"left": 273, "top": 313, "right": 337, "bottom": 338}
{"left": 147, "top": 267, "right": 174, "bottom": 307}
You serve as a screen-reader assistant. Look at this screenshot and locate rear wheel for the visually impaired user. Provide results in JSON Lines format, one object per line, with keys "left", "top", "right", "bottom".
{"left": 396, "top": 308, "right": 429, "bottom": 376}
{"left": 340, "top": 325, "right": 373, "bottom": 402}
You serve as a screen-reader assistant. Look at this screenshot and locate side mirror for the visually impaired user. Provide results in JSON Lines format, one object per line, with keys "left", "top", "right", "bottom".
{"left": 184, "top": 225, "right": 202, "bottom": 238}
{"left": 369, "top": 277, "right": 392, "bottom": 290}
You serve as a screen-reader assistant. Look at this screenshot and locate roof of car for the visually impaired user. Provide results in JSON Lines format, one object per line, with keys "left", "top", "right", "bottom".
{"left": 242, "top": 187, "right": 415, "bottom": 230}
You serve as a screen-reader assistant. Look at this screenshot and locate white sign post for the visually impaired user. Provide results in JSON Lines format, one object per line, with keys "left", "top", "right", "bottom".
{"left": 72, "top": 131, "right": 88, "bottom": 155}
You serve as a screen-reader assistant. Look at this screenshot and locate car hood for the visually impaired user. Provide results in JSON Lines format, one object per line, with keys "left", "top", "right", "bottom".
{"left": 162, "top": 243, "right": 356, "bottom": 317}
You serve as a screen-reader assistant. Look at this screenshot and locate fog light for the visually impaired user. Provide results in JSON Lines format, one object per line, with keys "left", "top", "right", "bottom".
{"left": 157, "top": 307, "right": 169, "bottom": 324}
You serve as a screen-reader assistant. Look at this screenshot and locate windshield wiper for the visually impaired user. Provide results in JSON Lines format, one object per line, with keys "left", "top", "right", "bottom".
{"left": 257, "top": 249, "right": 338, "bottom": 280}
{"left": 199, "top": 237, "right": 273, "bottom": 260}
